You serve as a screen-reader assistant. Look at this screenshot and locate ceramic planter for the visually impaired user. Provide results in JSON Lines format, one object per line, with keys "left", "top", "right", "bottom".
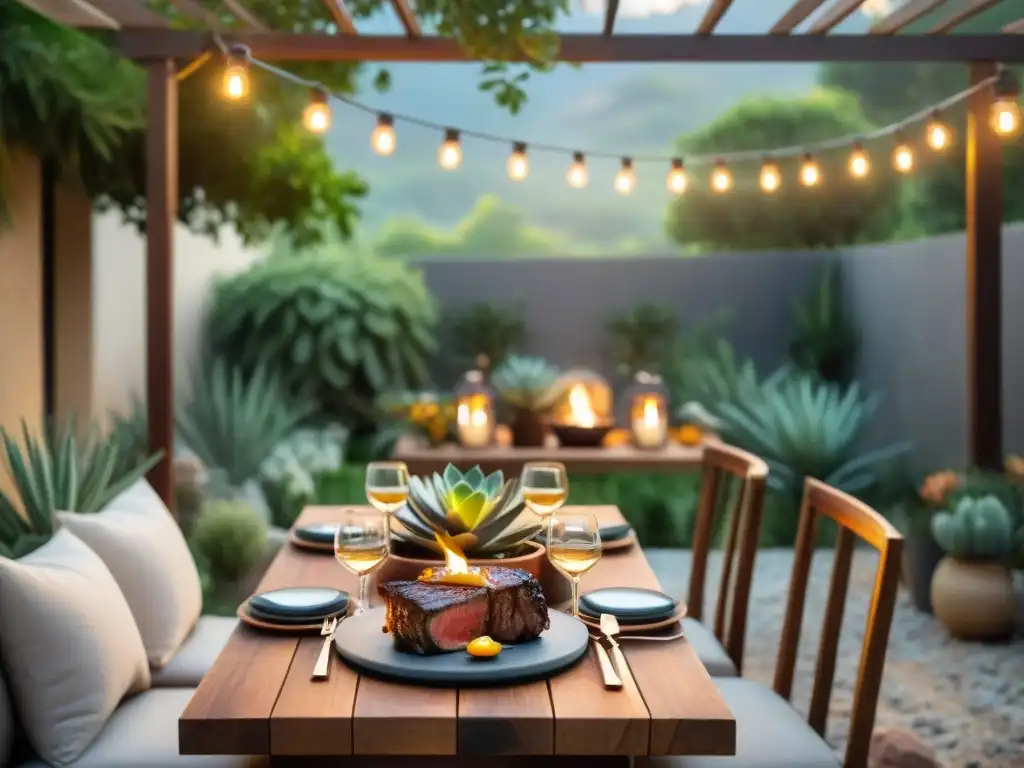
{"left": 930, "top": 556, "right": 1018, "bottom": 641}
{"left": 510, "top": 409, "right": 548, "bottom": 447}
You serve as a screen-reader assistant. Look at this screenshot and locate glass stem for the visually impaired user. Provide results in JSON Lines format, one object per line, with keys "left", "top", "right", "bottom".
{"left": 571, "top": 576, "right": 580, "bottom": 617}
{"left": 358, "top": 574, "right": 370, "bottom": 614}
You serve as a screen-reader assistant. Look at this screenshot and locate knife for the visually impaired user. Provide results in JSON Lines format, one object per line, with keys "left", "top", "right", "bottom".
{"left": 592, "top": 637, "right": 623, "bottom": 689}
{"left": 600, "top": 613, "right": 634, "bottom": 689}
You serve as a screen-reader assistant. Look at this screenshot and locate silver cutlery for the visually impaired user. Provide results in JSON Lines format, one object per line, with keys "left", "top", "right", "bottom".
{"left": 600, "top": 613, "right": 635, "bottom": 691}
{"left": 312, "top": 616, "right": 339, "bottom": 680}
{"left": 588, "top": 631, "right": 686, "bottom": 643}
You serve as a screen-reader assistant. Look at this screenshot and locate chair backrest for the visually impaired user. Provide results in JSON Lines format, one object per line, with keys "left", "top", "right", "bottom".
{"left": 772, "top": 478, "right": 903, "bottom": 768}
{"left": 687, "top": 442, "right": 769, "bottom": 674}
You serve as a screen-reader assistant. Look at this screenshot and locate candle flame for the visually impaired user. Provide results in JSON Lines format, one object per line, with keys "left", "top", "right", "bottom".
{"left": 457, "top": 395, "right": 489, "bottom": 427}
{"left": 568, "top": 383, "right": 596, "bottom": 428}
{"left": 642, "top": 397, "right": 660, "bottom": 427}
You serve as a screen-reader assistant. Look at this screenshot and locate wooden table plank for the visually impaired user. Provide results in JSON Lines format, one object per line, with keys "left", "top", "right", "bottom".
{"left": 393, "top": 434, "right": 707, "bottom": 476}
{"left": 458, "top": 682, "right": 554, "bottom": 755}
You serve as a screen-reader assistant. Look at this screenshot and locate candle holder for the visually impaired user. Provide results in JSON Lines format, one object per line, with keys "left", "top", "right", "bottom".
{"left": 549, "top": 369, "right": 614, "bottom": 448}
{"left": 455, "top": 370, "right": 496, "bottom": 448}
{"left": 626, "top": 372, "right": 670, "bottom": 450}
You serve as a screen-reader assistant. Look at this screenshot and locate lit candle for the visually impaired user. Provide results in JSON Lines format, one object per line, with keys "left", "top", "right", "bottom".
{"left": 457, "top": 398, "right": 492, "bottom": 447}
{"left": 632, "top": 397, "right": 668, "bottom": 449}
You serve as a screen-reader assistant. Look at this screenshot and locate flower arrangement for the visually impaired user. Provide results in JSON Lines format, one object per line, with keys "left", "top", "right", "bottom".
{"left": 379, "top": 391, "right": 457, "bottom": 446}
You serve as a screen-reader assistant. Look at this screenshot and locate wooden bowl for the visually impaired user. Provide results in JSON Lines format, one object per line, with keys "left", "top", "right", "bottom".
{"left": 551, "top": 424, "right": 613, "bottom": 448}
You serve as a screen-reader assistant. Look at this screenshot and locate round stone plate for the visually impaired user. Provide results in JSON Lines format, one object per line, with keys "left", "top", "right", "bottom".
{"left": 334, "top": 608, "right": 589, "bottom": 687}
{"left": 288, "top": 529, "right": 334, "bottom": 553}
{"left": 579, "top": 587, "right": 678, "bottom": 621}
{"left": 577, "top": 603, "right": 687, "bottom": 634}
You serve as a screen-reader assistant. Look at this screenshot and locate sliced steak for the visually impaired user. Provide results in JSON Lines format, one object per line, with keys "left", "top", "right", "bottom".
{"left": 486, "top": 567, "right": 550, "bottom": 644}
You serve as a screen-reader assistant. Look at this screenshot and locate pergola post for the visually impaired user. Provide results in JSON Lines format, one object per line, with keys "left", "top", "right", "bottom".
{"left": 965, "top": 61, "right": 1003, "bottom": 471}
{"left": 145, "top": 60, "right": 178, "bottom": 505}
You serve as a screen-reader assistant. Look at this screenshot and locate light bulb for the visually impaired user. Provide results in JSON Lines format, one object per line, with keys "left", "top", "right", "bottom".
{"left": 438, "top": 129, "right": 462, "bottom": 170}
{"left": 302, "top": 89, "right": 331, "bottom": 134}
{"left": 710, "top": 161, "right": 732, "bottom": 193}
{"left": 614, "top": 158, "right": 636, "bottom": 194}
{"left": 667, "top": 158, "right": 687, "bottom": 195}
{"left": 799, "top": 154, "right": 821, "bottom": 187}
{"left": 508, "top": 143, "right": 529, "bottom": 182}
{"left": 849, "top": 144, "right": 870, "bottom": 178}
{"left": 991, "top": 99, "right": 1021, "bottom": 137}
{"left": 759, "top": 160, "right": 781, "bottom": 193}
{"left": 567, "top": 152, "right": 589, "bottom": 189}
{"left": 926, "top": 112, "right": 950, "bottom": 151}
{"left": 222, "top": 62, "right": 249, "bottom": 101}
{"left": 370, "top": 114, "right": 396, "bottom": 156}
{"left": 892, "top": 140, "right": 914, "bottom": 173}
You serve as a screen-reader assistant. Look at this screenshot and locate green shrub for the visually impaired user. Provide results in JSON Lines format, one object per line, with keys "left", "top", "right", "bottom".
{"left": 191, "top": 500, "right": 268, "bottom": 582}
{"left": 206, "top": 255, "right": 438, "bottom": 424}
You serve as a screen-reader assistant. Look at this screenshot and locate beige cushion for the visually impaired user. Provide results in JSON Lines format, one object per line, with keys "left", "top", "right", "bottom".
{"left": 637, "top": 678, "right": 840, "bottom": 768}
{"left": 15, "top": 688, "right": 269, "bottom": 768}
{"left": 151, "top": 617, "right": 238, "bottom": 688}
{"left": 682, "top": 618, "right": 738, "bottom": 677}
{"left": 0, "top": 672, "right": 12, "bottom": 767}
{"left": 0, "top": 529, "right": 151, "bottom": 767}
{"left": 58, "top": 480, "right": 203, "bottom": 669}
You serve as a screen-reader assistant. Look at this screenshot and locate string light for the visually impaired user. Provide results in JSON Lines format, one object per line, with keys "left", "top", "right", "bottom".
{"left": 849, "top": 143, "right": 870, "bottom": 178}
{"left": 302, "top": 88, "right": 331, "bottom": 134}
{"left": 926, "top": 110, "right": 950, "bottom": 151}
{"left": 614, "top": 158, "right": 637, "bottom": 194}
{"left": 221, "top": 49, "right": 250, "bottom": 101}
{"left": 667, "top": 159, "right": 688, "bottom": 195}
{"left": 711, "top": 161, "right": 733, "bottom": 193}
{"left": 799, "top": 153, "right": 821, "bottom": 187}
{"left": 508, "top": 142, "right": 529, "bottom": 182}
{"left": 371, "top": 114, "right": 396, "bottom": 156}
{"left": 567, "top": 152, "right": 589, "bottom": 189}
{"left": 892, "top": 133, "right": 914, "bottom": 173}
{"left": 991, "top": 69, "right": 1021, "bottom": 138}
{"left": 438, "top": 129, "right": 462, "bottom": 170}
{"left": 759, "top": 159, "right": 781, "bottom": 193}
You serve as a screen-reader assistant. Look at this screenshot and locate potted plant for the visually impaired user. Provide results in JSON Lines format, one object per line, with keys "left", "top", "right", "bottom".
{"left": 899, "top": 470, "right": 959, "bottom": 613}
{"left": 491, "top": 355, "right": 564, "bottom": 447}
{"left": 930, "top": 494, "right": 1021, "bottom": 641}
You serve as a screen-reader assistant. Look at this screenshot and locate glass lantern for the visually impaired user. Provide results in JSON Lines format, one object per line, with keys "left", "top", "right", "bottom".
{"left": 626, "top": 372, "right": 670, "bottom": 449}
{"left": 455, "top": 370, "right": 495, "bottom": 448}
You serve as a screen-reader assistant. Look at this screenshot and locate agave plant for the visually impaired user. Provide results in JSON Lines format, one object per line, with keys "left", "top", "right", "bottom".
{"left": 394, "top": 464, "right": 542, "bottom": 557}
{"left": 492, "top": 355, "right": 564, "bottom": 413}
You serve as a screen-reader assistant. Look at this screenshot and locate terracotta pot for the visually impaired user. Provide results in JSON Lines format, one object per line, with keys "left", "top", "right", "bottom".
{"left": 930, "top": 557, "right": 1018, "bottom": 641}
{"left": 510, "top": 409, "right": 548, "bottom": 447}
{"left": 377, "top": 540, "right": 572, "bottom": 605}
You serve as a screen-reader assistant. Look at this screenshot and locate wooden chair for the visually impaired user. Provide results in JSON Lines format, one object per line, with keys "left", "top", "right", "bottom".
{"left": 683, "top": 442, "right": 768, "bottom": 677}
{"left": 641, "top": 478, "right": 903, "bottom": 768}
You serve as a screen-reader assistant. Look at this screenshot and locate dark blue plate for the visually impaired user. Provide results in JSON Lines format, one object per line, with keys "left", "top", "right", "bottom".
{"left": 250, "top": 587, "right": 350, "bottom": 618}
{"left": 598, "top": 523, "right": 633, "bottom": 542}
{"left": 247, "top": 603, "right": 346, "bottom": 625}
{"left": 579, "top": 587, "right": 678, "bottom": 622}
{"left": 293, "top": 523, "right": 339, "bottom": 544}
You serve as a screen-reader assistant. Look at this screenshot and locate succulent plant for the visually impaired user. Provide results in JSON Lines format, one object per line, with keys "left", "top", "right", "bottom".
{"left": 931, "top": 495, "right": 1019, "bottom": 561}
{"left": 492, "top": 355, "right": 564, "bottom": 412}
{"left": 394, "top": 464, "right": 542, "bottom": 557}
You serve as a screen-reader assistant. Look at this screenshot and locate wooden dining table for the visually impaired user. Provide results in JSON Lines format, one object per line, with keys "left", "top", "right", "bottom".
{"left": 179, "top": 505, "right": 736, "bottom": 765}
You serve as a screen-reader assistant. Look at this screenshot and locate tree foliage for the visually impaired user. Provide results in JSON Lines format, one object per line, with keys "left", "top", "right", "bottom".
{"left": 666, "top": 89, "right": 901, "bottom": 251}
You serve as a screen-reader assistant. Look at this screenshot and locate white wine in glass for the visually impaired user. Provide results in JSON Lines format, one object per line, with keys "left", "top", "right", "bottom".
{"left": 366, "top": 461, "right": 410, "bottom": 515}
{"left": 522, "top": 462, "right": 568, "bottom": 518}
{"left": 547, "top": 513, "right": 601, "bottom": 617}
{"left": 335, "top": 508, "right": 390, "bottom": 614}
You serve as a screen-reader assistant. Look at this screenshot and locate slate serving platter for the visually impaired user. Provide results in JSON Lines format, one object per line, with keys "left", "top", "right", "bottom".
{"left": 334, "top": 608, "right": 589, "bottom": 687}
{"left": 250, "top": 587, "right": 350, "bottom": 618}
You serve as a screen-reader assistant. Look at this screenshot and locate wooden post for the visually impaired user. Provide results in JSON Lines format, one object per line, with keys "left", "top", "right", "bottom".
{"left": 146, "top": 60, "right": 178, "bottom": 506}
{"left": 965, "top": 61, "right": 1003, "bottom": 471}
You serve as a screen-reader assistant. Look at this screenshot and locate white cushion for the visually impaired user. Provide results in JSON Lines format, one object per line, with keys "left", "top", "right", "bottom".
{"left": 58, "top": 480, "right": 203, "bottom": 669}
{"left": 150, "top": 617, "right": 238, "bottom": 688}
{"left": 0, "top": 529, "right": 151, "bottom": 767}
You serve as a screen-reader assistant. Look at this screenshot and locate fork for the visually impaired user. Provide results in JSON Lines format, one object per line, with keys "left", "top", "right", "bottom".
{"left": 312, "top": 616, "right": 339, "bottom": 680}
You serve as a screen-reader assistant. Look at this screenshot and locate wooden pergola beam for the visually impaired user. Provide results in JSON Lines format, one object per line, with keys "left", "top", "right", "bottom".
{"left": 696, "top": 0, "right": 735, "bottom": 34}
{"left": 117, "top": 30, "right": 1024, "bottom": 62}
{"left": 871, "top": 0, "right": 955, "bottom": 35}
{"left": 221, "top": 0, "right": 267, "bottom": 30}
{"left": 88, "top": 0, "right": 167, "bottom": 26}
{"left": 19, "top": 0, "right": 118, "bottom": 28}
{"left": 603, "top": 0, "right": 620, "bottom": 37}
{"left": 930, "top": 0, "right": 1006, "bottom": 34}
{"left": 389, "top": 0, "right": 420, "bottom": 38}
{"left": 806, "top": 0, "right": 870, "bottom": 34}
{"left": 320, "top": 0, "right": 356, "bottom": 34}
{"left": 770, "top": 0, "right": 830, "bottom": 34}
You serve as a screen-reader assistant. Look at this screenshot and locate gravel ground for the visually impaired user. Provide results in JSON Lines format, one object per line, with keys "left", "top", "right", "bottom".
{"left": 645, "top": 548, "right": 1024, "bottom": 768}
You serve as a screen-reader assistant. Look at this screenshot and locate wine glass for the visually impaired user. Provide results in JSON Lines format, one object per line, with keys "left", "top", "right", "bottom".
{"left": 547, "top": 513, "right": 602, "bottom": 618}
{"left": 522, "top": 461, "right": 568, "bottom": 519}
{"left": 365, "top": 461, "right": 410, "bottom": 516}
{"left": 334, "top": 508, "right": 390, "bottom": 615}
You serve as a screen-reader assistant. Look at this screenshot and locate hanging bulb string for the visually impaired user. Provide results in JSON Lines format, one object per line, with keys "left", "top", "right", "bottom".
{"left": 218, "top": 36, "right": 1006, "bottom": 167}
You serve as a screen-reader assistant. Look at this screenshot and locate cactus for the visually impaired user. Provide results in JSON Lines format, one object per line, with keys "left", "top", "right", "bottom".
{"left": 492, "top": 355, "right": 564, "bottom": 413}
{"left": 931, "top": 495, "right": 1018, "bottom": 560}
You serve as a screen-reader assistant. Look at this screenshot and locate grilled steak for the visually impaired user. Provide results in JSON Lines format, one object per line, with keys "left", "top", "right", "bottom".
{"left": 381, "top": 567, "right": 550, "bottom": 654}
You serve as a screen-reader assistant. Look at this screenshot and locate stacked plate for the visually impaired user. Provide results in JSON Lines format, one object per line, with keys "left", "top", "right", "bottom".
{"left": 538, "top": 523, "right": 635, "bottom": 551}
{"left": 577, "top": 587, "right": 683, "bottom": 633}
{"left": 292, "top": 523, "right": 339, "bottom": 546}
{"left": 240, "top": 587, "right": 350, "bottom": 632}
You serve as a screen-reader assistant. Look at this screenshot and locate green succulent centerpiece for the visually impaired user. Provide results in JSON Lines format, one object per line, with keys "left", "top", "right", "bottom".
{"left": 393, "top": 464, "right": 542, "bottom": 558}
{"left": 492, "top": 355, "right": 564, "bottom": 413}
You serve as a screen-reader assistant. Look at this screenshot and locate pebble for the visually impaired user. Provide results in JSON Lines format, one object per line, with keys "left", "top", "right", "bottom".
{"left": 647, "top": 547, "right": 1024, "bottom": 768}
